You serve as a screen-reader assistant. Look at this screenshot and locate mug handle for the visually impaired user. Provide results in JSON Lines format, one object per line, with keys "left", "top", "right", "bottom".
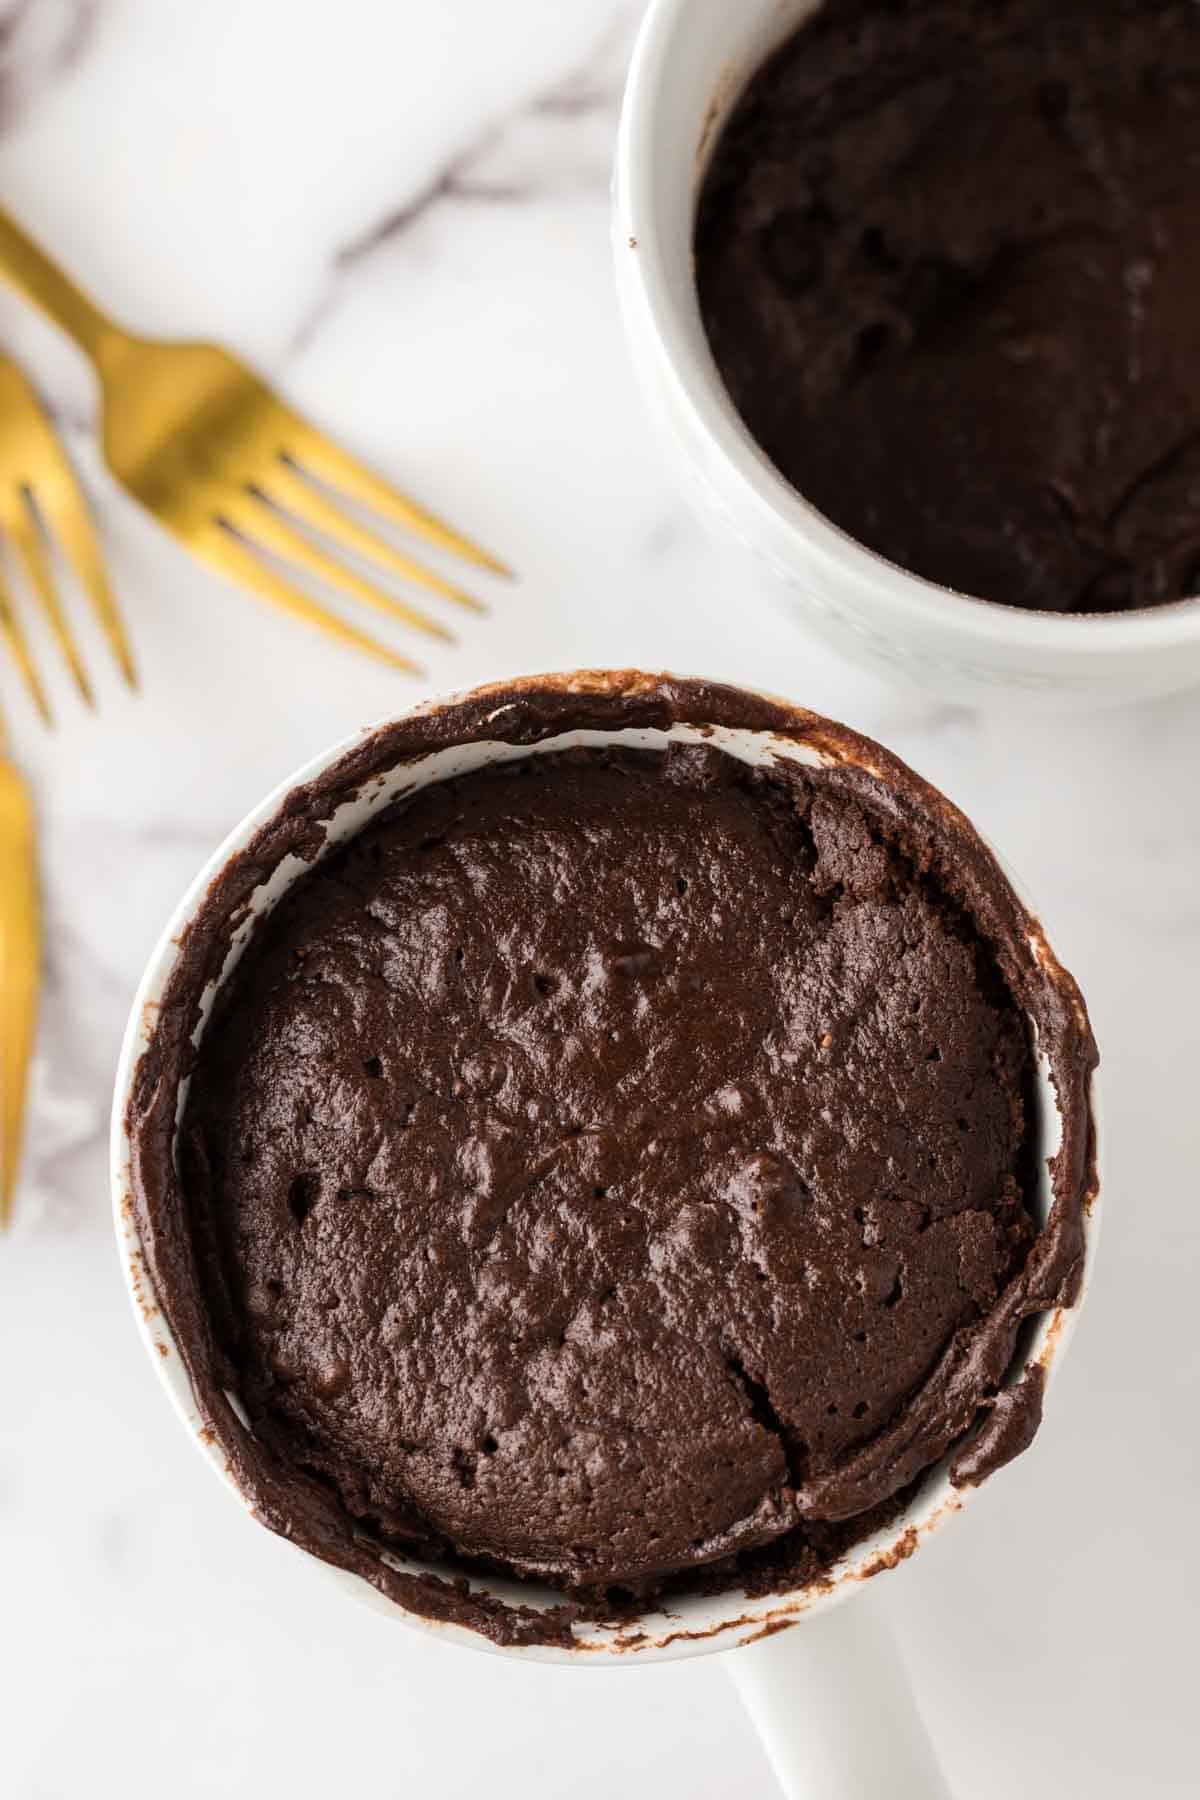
{"left": 725, "top": 1592, "right": 954, "bottom": 1799}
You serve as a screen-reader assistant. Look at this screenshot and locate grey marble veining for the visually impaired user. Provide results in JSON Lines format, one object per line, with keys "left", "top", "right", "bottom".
{"left": 0, "top": 0, "right": 101, "bottom": 126}
{"left": 292, "top": 6, "right": 638, "bottom": 354}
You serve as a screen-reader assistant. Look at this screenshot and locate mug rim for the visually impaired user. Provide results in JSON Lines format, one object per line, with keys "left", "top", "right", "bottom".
{"left": 614, "top": 0, "right": 1200, "bottom": 659}
{"left": 110, "top": 671, "right": 1101, "bottom": 1663}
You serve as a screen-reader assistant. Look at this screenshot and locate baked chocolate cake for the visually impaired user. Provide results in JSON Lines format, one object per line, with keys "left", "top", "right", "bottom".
{"left": 128, "top": 677, "right": 1097, "bottom": 1644}
{"left": 696, "top": 0, "right": 1200, "bottom": 614}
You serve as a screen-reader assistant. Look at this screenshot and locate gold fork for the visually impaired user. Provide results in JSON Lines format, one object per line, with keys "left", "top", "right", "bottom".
{"left": 0, "top": 715, "right": 38, "bottom": 1227}
{"left": 0, "top": 207, "right": 506, "bottom": 673}
{"left": 0, "top": 351, "right": 137, "bottom": 720}
{"left": 0, "top": 351, "right": 136, "bottom": 1224}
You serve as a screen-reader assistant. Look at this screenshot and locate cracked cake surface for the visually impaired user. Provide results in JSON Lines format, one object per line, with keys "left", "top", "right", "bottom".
{"left": 129, "top": 677, "right": 1097, "bottom": 1642}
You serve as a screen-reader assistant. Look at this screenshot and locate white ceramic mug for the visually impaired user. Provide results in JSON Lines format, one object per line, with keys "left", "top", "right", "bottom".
{"left": 111, "top": 673, "right": 1099, "bottom": 1798}
{"left": 613, "top": 0, "right": 1200, "bottom": 708}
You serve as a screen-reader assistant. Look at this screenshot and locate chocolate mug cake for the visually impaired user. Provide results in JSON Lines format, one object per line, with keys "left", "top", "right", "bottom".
{"left": 695, "top": 0, "right": 1200, "bottom": 614}
{"left": 127, "top": 677, "right": 1097, "bottom": 1645}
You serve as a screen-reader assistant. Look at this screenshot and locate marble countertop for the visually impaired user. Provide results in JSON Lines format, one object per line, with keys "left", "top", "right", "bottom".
{"left": 1, "top": 3, "right": 1197, "bottom": 1795}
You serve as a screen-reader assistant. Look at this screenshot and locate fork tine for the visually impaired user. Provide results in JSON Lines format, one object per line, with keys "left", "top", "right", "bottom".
{"left": 191, "top": 521, "right": 421, "bottom": 673}
{"left": 280, "top": 428, "right": 511, "bottom": 577}
{"left": 220, "top": 490, "right": 454, "bottom": 644}
{"left": 9, "top": 493, "right": 93, "bottom": 706}
{"left": 0, "top": 573, "right": 50, "bottom": 724}
{"left": 263, "top": 460, "right": 486, "bottom": 614}
{"left": 34, "top": 467, "right": 137, "bottom": 689}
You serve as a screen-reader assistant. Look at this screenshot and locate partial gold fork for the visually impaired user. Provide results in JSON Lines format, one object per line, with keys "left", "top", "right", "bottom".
{"left": 0, "top": 715, "right": 37, "bottom": 1227}
{"left": 0, "top": 350, "right": 135, "bottom": 1224}
{"left": 0, "top": 208, "right": 506, "bottom": 673}
{"left": 0, "top": 351, "right": 137, "bottom": 721}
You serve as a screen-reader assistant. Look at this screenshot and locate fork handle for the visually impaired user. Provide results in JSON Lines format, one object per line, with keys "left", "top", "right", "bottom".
{"left": 0, "top": 750, "right": 39, "bottom": 1226}
{"left": 0, "top": 206, "right": 124, "bottom": 365}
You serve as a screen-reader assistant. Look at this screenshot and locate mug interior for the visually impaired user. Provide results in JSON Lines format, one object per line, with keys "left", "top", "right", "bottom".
{"left": 112, "top": 696, "right": 1094, "bottom": 1662}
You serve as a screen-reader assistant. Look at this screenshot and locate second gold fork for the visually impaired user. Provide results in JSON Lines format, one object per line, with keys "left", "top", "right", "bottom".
{"left": 0, "top": 349, "right": 133, "bottom": 1225}
{"left": 0, "top": 353, "right": 136, "bottom": 720}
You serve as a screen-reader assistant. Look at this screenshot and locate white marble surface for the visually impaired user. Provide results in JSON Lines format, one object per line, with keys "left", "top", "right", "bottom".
{"left": 1, "top": 3, "right": 1198, "bottom": 1795}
